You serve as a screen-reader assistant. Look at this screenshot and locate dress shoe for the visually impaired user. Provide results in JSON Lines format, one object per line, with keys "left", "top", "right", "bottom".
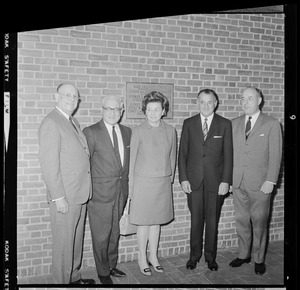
{"left": 110, "top": 268, "right": 126, "bottom": 277}
{"left": 139, "top": 266, "right": 152, "bottom": 276}
{"left": 148, "top": 261, "right": 164, "bottom": 273}
{"left": 207, "top": 261, "right": 218, "bottom": 271}
{"left": 98, "top": 275, "right": 113, "bottom": 284}
{"left": 254, "top": 262, "right": 266, "bottom": 275}
{"left": 229, "top": 257, "right": 251, "bottom": 267}
{"left": 186, "top": 259, "right": 198, "bottom": 270}
{"left": 71, "top": 278, "right": 95, "bottom": 284}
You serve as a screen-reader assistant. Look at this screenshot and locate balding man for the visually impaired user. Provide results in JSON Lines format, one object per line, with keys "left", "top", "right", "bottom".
{"left": 38, "top": 83, "right": 95, "bottom": 284}
{"left": 83, "top": 96, "right": 131, "bottom": 284}
{"left": 229, "top": 87, "right": 282, "bottom": 275}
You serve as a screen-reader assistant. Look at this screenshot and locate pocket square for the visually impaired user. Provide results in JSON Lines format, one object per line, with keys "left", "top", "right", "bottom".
{"left": 213, "top": 136, "right": 222, "bottom": 138}
{"left": 259, "top": 134, "right": 265, "bottom": 136}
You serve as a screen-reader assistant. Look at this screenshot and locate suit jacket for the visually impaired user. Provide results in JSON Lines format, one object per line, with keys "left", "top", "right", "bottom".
{"left": 38, "top": 107, "right": 92, "bottom": 205}
{"left": 129, "top": 120, "right": 177, "bottom": 194}
{"left": 178, "top": 113, "right": 233, "bottom": 192}
{"left": 83, "top": 120, "right": 132, "bottom": 203}
{"left": 231, "top": 112, "right": 282, "bottom": 190}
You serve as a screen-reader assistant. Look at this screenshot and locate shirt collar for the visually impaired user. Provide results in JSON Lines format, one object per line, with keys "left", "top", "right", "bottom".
{"left": 56, "top": 106, "right": 70, "bottom": 119}
{"left": 103, "top": 120, "right": 119, "bottom": 131}
{"left": 246, "top": 110, "right": 260, "bottom": 123}
{"left": 200, "top": 112, "right": 214, "bottom": 123}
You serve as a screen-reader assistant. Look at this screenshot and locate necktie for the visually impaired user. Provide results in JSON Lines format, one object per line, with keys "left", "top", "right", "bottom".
{"left": 203, "top": 118, "right": 208, "bottom": 141}
{"left": 245, "top": 116, "right": 252, "bottom": 139}
{"left": 112, "top": 125, "right": 122, "bottom": 166}
{"left": 69, "top": 116, "right": 78, "bottom": 133}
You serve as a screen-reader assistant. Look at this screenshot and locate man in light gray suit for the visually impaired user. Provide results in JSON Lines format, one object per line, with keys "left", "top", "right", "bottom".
{"left": 38, "top": 83, "right": 95, "bottom": 284}
{"left": 229, "top": 86, "right": 282, "bottom": 275}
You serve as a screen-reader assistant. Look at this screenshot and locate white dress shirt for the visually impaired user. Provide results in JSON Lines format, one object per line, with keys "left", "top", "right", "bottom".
{"left": 245, "top": 110, "right": 260, "bottom": 131}
{"left": 103, "top": 121, "right": 124, "bottom": 166}
{"left": 200, "top": 112, "right": 214, "bottom": 132}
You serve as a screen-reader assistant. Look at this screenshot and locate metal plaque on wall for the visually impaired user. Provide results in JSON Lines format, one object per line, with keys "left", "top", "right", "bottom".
{"left": 126, "top": 82, "right": 174, "bottom": 119}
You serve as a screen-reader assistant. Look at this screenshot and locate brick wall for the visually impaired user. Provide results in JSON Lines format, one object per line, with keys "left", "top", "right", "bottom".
{"left": 17, "top": 13, "right": 285, "bottom": 278}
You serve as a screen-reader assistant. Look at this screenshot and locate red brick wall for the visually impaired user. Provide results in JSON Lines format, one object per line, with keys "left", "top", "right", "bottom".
{"left": 17, "top": 13, "right": 284, "bottom": 277}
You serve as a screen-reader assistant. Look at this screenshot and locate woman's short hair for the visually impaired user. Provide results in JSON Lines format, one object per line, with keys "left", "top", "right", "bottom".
{"left": 141, "top": 91, "right": 169, "bottom": 116}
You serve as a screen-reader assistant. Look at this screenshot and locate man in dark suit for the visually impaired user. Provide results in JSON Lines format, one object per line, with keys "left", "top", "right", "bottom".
{"left": 178, "top": 88, "right": 233, "bottom": 271}
{"left": 38, "top": 83, "right": 95, "bottom": 284}
{"left": 229, "top": 87, "right": 282, "bottom": 275}
{"left": 83, "top": 96, "right": 131, "bottom": 284}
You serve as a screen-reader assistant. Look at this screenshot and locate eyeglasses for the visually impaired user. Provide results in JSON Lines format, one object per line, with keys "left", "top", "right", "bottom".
{"left": 59, "top": 93, "right": 79, "bottom": 101}
{"left": 102, "top": 106, "right": 122, "bottom": 113}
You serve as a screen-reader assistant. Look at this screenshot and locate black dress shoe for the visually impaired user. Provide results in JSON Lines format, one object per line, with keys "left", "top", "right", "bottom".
{"left": 71, "top": 278, "right": 95, "bottom": 284}
{"left": 207, "top": 261, "right": 218, "bottom": 271}
{"left": 229, "top": 257, "right": 251, "bottom": 267}
{"left": 110, "top": 267, "right": 126, "bottom": 277}
{"left": 254, "top": 262, "right": 266, "bottom": 275}
{"left": 98, "top": 275, "right": 113, "bottom": 284}
{"left": 186, "top": 259, "right": 198, "bottom": 270}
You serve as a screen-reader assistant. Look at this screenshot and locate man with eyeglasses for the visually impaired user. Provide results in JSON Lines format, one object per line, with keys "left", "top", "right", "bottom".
{"left": 83, "top": 96, "right": 131, "bottom": 284}
{"left": 38, "top": 83, "right": 95, "bottom": 284}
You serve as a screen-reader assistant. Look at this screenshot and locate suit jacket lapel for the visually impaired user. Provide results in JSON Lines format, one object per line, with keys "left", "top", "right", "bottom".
{"left": 194, "top": 114, "right": 203, "bottom": 142}
{"left": 205, "top": 114, "right": 218, "bottom": 142}
{"left": 119, "top": 125, "right": 129, "bottom": 172}
{"left": 200, "top": 113, "right": 218, "bottom": 142}
{"left": 73, "top": 120, "right": 89, "bottom": 149}
{"left": 54, "top": 108, "right": 89, "bottom": 155}
{"left": 248, "top": 112, "right": 263, "bottom": 139}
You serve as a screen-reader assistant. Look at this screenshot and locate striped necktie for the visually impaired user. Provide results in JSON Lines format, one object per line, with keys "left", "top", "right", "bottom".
{"left": 245, "top": 116, "right": 252, "bottom": 139}
{"left": 203, "top": 118, "right": 208, "bottom": 141}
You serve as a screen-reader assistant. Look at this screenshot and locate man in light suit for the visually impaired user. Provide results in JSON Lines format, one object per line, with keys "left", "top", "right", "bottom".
{"left": 38, "top": 83, "right": 95, "bottom": 284}
{"left": 229, "top": 86, "right": 282, "bottom": 275}
{"left": 178, "top": 89, "right": 233, "bottom": 271}
{"left": 83, "top": 96, "right": 131, "bottom": 284}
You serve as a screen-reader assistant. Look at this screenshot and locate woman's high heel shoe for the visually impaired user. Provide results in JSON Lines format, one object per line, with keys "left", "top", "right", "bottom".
{"left": 148, "top": 260, "right": 164, "bottom": 273}
{"left": 140, "top": 266, "right": 152, "bottom": 276}
{"left": 138, "top": 260, "right": 152, "bottom": 276}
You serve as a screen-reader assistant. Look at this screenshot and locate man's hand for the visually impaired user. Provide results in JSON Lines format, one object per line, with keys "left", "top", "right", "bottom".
{"left": 181, "top": 180, "right": 192, "bottom": 194}
{"left": 55, "top": 198, "right": 69, "bottom": 214}
{"left": 260, "top": 181, "right": 275, "bottom": 194}
{"left": 218, "top": 182, "right": 229, "bottom": 195}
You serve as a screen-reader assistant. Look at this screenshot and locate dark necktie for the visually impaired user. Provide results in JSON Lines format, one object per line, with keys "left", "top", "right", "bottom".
{"left": 69, "top": 116, "right": 78, "bottom": 133}
{"left": 245, "top": 116, "right": 252, "bottom": 139}
{"left": 203, "top": 118, "right": 208, "bottom": 141}
{"left": 112, "top": 125, "right": 122, "bottom": 166}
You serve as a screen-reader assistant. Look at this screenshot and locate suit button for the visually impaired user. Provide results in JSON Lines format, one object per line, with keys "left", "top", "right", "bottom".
{"left": 203, "top": 154, "right": 206, "bottom": 157}
{"left": 119, "top": 176, "right": 122, "bottom": 179}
